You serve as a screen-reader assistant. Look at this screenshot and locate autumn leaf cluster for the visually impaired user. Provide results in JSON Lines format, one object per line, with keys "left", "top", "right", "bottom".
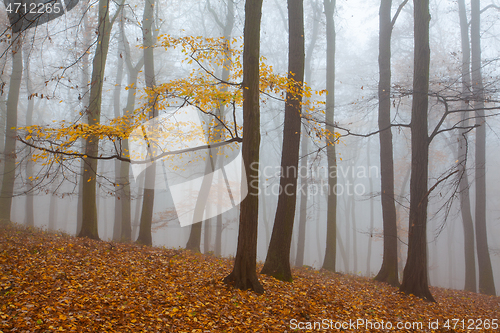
{"left": 0, "top": 222, "right": 498, "bottom": 332}
{"left": 17, "top": 35, "right": 336, "bottom": 167}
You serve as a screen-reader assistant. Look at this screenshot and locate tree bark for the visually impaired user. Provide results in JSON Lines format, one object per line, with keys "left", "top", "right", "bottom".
{"left": 457, "top": 0, "right": 476, "bottom": 293}
{"left": 223, "top": 0, "right": 264, "bottom": 293}
{"left": 113, "top": 12, "right": 125, "bottom": 241}
{"left": 471, "top": 0, "right": 496, "bottom": 296}
{"left": 0, "top": 33, "right": 22, "bottom": 222}
{"left": 295, "top": 0, "right": 320, "bottom": 269}
{"left": 322, "top": 0, "right": 338, "bottom": 272}
{"left": 400, "top": 0, "right": 435, "bottom": 302}
{"left": 374, "top": 0, "right": 400, "bottom": 287}
{"left": 136, "top": 0, "right": 158, "bottom": 246}
{"left": 79, "top": 0, "right": 121, "bottom": 240}
{"left": 23, "top": 47, "right": 34, "bottom": 227}
{"left": 261, "top": 0, "right": 305, "bottom": 282}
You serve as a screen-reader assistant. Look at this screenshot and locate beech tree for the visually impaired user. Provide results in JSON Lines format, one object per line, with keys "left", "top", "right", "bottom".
{"left": 321, "top": 0, "right": 337, "bottom": 272}
{"left": 374, "top": 0, "right": 408, "bottom": 287}
{"left": 79, "top": 0, "right": 124, "bottom": 239}
{"left": 470, "top": 0, "right": 496, "bottom": 296}
{"left": 136, "top": 0, "right": 158, "bottom": 246}
{"left": 0, "top": 32, "right": 22, "bottom": 222}
{"left": 399, "top": 0, "right": 435, "bottom": 302}
{"left": 457, "top": 0, "right": 476, "bottom": 293}
{"left": 261, "top": 0, "right": 305, "bottom": 281}
{"left": 223, "top": 0, "right": 264, "bottom": 293}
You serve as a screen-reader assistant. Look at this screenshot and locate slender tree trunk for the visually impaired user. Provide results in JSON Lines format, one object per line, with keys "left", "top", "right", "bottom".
{"left": 261, "top": 0, "right": 305, "bottom": 282}
{"left": 322, "top": 0, "right": 337, "bottom": 272}
{"left": 48, "top": 183, "right": 58, "bottom": 231}
{"left": 77, "top": 0, "right": 92, "bottom": 236}
{"left": 79, "top": 0, "right": 120, "bottom": 240}
{"left": 136, "top": 0, "right": 158, "bottom": 246}
{"left": 400, "top": 0, "right": 435, "bottom": 302}
{"left": 113, "top": 13, "right": 125, "bottom": 241}
{"left": 456, "top": 0, "right": 476, "bottom": 292}
{"left": 295, "top": 0, "right": 320, "bottom": 268}
{"left": 471, "top": 0, "right": 496, "bottom": 296}
{"left": 396, "top": 166, "right": 410, "bottom": 278}
{"left": 120, "top": 31, "right": 144, "bottom": 243}
{"left": 375, "top": 0, "right": 400, "bottom": 287}
{"left": 0, "top": 33, "right": 22, "bottom": 222}
{"left": 295, "top": 133, "right": 308, "bottom": 267}
{"left": 366, "top": 138, "right": 375, "bottom": 276}
{"left": 24, "top": 48, "right": 34, "bottom": 227}
{"left": 223, "top": 0, "right": 264, "bottom": 293}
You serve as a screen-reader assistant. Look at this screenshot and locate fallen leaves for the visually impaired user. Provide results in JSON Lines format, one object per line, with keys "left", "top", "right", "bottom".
{"left": 0, "top": 222, "right": 498, "bottom": 332}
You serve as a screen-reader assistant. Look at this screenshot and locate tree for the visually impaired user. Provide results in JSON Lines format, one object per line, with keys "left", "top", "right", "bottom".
{"left": 470, "top": 0, "right": 496, "bottom": 296}
{"left": 113, "top": 11, "right": 126, "bottom": 242}
{"left": 207, "top": 0, "right": 235, "bottom": 258}
{"left": 399, "top": 0, "right": 435, "bottom": 302}
{"left": 23, "top": 42, "right": 35, "bottom": 227}
{"left": 79, "top": 0, "right": 124, "bottom": 239}
{"left": 136, "top": 0, "right": 158, "bottom": 246}
{"left": 260, "top": 0, "right": 305, "bottom": 282}
{"left": 0, "top": 32, "right": 22, "bottom": 222}
{"left": 457, "top": 0, "right": 476, "bottom": 293}
{"left": 374, "top": 0, "right": 408, "bottom": 287}
{"left": 223, "top": 0, "right": 264, "bottom": 293}
{"left": 321, "top": 0, "right": 337, "bottom": 272}
{"left": 295, "top": 0, "right": 321, "bottom": 269}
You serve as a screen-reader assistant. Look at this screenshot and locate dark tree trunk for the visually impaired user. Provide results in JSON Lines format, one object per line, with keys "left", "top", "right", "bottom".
{"left": 24, "top": 51, "right": 35, "bottom": 227}
{"left": 223, "top": 0, "right": 264, "bottom": 293}
{"left": 79, "top": 0, "right": 119, "bottom": 240}
{"left": 0, "top": 33, "right": 22, "bottom": 222}
{"left": 322, "top": 0, "right": 337, "bottom": 272}
{"left": 374, "top": 0, "right": 400, "bottom": 287}
{"left": 457, "top": 0, "right": 476, "bottom": 293}
{"left": 136, "top": 0, "right": 157, "bottom": 247}
{"left": 471, "top": 0, "right": 496, "bottom": 296}
{"left": 399, "top": 0, "right": 435, "bottom": 302}
{"left": 260, "top": 0, "right": 305, "bottom": 282}
{"left": 113, "top": 13, "right": 125, "bottom": 241}
{"left": 295, "top": 0, "right": 320, "bottom": 269}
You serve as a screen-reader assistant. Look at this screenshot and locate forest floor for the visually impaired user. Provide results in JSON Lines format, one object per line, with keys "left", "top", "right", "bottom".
{"left": 0, "top": 222, "right": 498, "bottom": 333}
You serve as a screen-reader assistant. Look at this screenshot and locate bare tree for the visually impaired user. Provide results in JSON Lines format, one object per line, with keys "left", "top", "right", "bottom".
{"left": 223, "top": 0, "right": 264, "bottom": 293}
{"left": 399, "top": 0, "right": 435, "bottom": 302}
{"left": 261, "top": 0, "right": 305, "bottom": 281}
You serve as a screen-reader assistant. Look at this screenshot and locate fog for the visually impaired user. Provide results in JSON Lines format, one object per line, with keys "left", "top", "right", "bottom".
{"left": 0, "top": 0, "right": 499, "bottom": 295}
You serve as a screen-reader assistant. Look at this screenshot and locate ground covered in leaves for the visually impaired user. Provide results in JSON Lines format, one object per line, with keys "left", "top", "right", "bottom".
{"left": 0, "top": 223, "right": 498, "bottom": 332}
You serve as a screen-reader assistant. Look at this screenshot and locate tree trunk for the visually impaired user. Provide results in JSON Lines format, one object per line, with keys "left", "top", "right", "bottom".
{"left": 136, "top": 0, "right": 158, "bottom": 246}
{"left": 223, "top": 0, "right": 264, "bottom": 293}
{"left": 471, "top": 0, "right": 496, "bottom": 296}
{"left": 295, "top": 132, "right": 308, "bottom": 268}
{"left": 48, "top": 184, "right": 58, "bottom": 231}
{"left": 120, "top": 29, "right": 144, "bottom": 243}
{"left": 295, "top": 0, "right": 320, "bottom": 269}
{"left": 456, "top": 0, "right": 476, "bottom": 293}
{"left": 366, "top": 138, "right": 375, "bottom": 276}
{"left": 374, "top": 0, "right": 400, "bottom": 287}
{"left": 113, "top": 13, "right": 125, "bottom": 241}
{"left": 23, "top": 48, "right": 34, "bottom": 227}
{"left": 0, "top": 33, "right": 22, "bottom": 222}
{"left": 79, "top": 0, "right": 119, "bottom": 240}
{"left": 400, "top": 0, "right": 435, "bottom": 302}
{"left": 261, "top": 0, "right": 305, "bottom": 282}
{"left": 322, "top": 0, "right": 337, "bottom": 272}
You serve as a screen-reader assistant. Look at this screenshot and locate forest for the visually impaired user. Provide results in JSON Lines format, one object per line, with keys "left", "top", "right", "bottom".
{"left": 0, "top": 0, "right": 499, "bottom": 331}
